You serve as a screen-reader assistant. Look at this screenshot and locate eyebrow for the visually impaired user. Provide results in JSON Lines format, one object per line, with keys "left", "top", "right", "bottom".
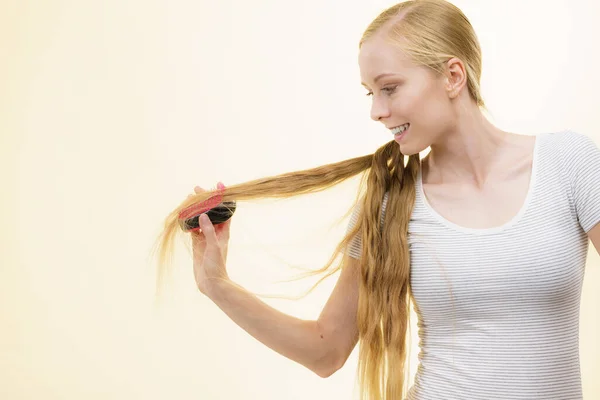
{"left": 361, "top": 73, "right": 398, "bottom": 87}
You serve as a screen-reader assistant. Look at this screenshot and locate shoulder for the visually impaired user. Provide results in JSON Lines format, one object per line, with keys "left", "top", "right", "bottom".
{"left": 543, "top": 129, "right": 598, "bottom": 151}
{"left": 537, "top": 130, "right": 599, "bottom": 172}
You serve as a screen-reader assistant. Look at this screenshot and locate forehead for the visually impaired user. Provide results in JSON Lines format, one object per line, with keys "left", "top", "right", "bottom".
{"left": 358, "top": 37, "right": 418, "bottom": 83}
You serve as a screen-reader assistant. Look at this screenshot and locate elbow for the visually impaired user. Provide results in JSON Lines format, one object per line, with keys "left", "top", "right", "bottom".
{"left": 314, "top": 365, "right": 336, "bottom": 379}
{"left": 313, "top": 350, "right": 344, "bottom": 378}
{"left": 315, "top": 365, "right": 334, "bottom": 379}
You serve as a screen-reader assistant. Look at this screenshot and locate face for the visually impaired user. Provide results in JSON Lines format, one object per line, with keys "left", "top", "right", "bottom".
{"left": 358, "top": 36, "right": 458, "bottom": 155}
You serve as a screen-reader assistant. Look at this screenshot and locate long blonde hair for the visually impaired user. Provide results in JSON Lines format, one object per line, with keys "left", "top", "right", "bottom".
{"left": 152, "top": 1, "right": 485, "bottom": 398}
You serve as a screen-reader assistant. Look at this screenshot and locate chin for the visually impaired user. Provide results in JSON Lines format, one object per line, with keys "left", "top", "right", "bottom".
{"left": 398, "top": 143, "right": 420, "bottom": 157}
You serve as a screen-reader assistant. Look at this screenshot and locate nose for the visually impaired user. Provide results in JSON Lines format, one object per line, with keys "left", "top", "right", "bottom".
{"left": 370, "top": 96, "right": 391, "bottom": 122}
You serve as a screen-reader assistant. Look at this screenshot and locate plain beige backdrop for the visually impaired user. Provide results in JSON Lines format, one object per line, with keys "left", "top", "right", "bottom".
{"left": 1, "top": 0, "right": 599, "bottom": 399}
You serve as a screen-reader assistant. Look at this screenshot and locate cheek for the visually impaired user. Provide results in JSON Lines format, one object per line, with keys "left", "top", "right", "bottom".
{"left": 396, "top": 86, "right": 439, "bottom": 124}
{"left": 416, "top": 86, "right": 452, "bottom": 125}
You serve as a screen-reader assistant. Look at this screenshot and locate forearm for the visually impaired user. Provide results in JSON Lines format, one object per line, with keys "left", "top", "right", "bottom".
{"left": 206, "top": 279, "right": 336, "bottom": 377}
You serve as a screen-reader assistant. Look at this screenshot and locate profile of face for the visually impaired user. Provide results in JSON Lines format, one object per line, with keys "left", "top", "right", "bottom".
{"left": 359, "top": 36, "right": 463, "bottom": 156}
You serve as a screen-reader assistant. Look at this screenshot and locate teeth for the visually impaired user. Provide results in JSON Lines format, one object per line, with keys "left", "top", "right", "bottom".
{"left": 391, "top": 123, "right": 410, "bottom": 135}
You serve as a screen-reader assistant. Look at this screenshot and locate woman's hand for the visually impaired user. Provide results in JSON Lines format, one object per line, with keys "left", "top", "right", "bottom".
{"left": 188, "top": 186, "right": 233, "bottom": 295}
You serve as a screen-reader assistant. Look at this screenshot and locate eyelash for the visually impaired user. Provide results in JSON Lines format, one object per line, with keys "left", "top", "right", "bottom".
{"left": 365, "top": 86, "right": 398, "bottom": 97}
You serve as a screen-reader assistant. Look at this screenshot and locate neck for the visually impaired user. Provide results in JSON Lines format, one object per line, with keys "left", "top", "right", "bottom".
{"left": 423, "top": 103, "right": 518, "bottom": 189}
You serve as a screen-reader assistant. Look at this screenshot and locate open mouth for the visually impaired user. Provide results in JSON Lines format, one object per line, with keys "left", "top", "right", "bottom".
{"left": 391, "top": 123, "right": 410, "bottom": 139}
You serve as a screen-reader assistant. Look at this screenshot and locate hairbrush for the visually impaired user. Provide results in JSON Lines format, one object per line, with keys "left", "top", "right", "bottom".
{"left": 178, "top": 182, "right": 237, "bottom": 232}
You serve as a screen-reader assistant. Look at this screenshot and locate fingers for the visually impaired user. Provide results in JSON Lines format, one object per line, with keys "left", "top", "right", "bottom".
{"left": 188, "top": 185, "right": 230, "bottom": 237}
{"left": 188, "top": 186, "right": 206, "bottom": 199}
{"left": 187, "top": 187, "right": 208, "bottom": 234}
{"left": 215, "top": 217, "right": 232, "bottom": 237}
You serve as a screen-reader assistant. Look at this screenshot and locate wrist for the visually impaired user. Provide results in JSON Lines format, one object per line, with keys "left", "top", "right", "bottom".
{"left": 204, "top": 277, "right": 234, "bottom": 301}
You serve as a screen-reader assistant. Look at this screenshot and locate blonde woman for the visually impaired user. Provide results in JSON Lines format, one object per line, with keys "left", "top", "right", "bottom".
{"left": 155, "top": 0, "right": 600, "bottom": 398}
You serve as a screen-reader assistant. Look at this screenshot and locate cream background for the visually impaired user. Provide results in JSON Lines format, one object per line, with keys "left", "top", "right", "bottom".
{"left": 1, "top": 0, "right": 599, "bottom": 399}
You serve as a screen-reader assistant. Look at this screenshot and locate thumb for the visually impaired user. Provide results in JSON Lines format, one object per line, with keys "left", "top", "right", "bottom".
{"left": 199, "top": 214, "right": 226, "bottom": 267}
{"left": 198, "top": 214, "right": 217, "bottom": 245}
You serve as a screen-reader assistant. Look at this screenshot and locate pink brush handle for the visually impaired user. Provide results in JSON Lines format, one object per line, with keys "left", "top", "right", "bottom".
{"left": 178, "top": 182, "right": 226, "bottom": 220}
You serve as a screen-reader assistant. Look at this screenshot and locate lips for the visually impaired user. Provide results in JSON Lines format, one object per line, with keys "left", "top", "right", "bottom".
{"left": 394, "top": 124, "right": 409, "bottom": 141}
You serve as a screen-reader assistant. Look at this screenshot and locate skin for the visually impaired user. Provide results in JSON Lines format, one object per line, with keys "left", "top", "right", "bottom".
{"left": 358, "top": 34, "right": 600, "bottom": 253}
{"left": 358, "top": 35, "right": 535, "bottom": 190}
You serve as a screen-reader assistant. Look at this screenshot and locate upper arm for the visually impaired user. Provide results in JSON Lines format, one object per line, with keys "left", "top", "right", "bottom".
{"left": 589, "top": 222, "right": 600, "bottom": 256}
{"left": 560, "top": 131, "right": 600, "bottom": 234}
{"left": 316, "top": 192, "right": 388, "bottom": 375}
{"left": 316, "top": 254, "right": 360, "bottom": 375}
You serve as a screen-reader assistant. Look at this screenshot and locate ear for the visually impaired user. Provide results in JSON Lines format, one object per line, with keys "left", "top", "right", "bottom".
{"left": 443, "top": 57, "right": 467, "bottom": 99}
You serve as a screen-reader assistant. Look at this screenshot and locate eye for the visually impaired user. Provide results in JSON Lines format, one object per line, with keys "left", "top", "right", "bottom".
{"left": 382, "top": 85, "right": 398, "bottom": 95}
{"left": 364, "top": 85, "right": 398, "bottom": 97}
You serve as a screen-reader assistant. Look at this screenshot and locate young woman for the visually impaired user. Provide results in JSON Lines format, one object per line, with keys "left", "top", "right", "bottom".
{"left": 156, "top": 0, "right": 600, "bottom": 398}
